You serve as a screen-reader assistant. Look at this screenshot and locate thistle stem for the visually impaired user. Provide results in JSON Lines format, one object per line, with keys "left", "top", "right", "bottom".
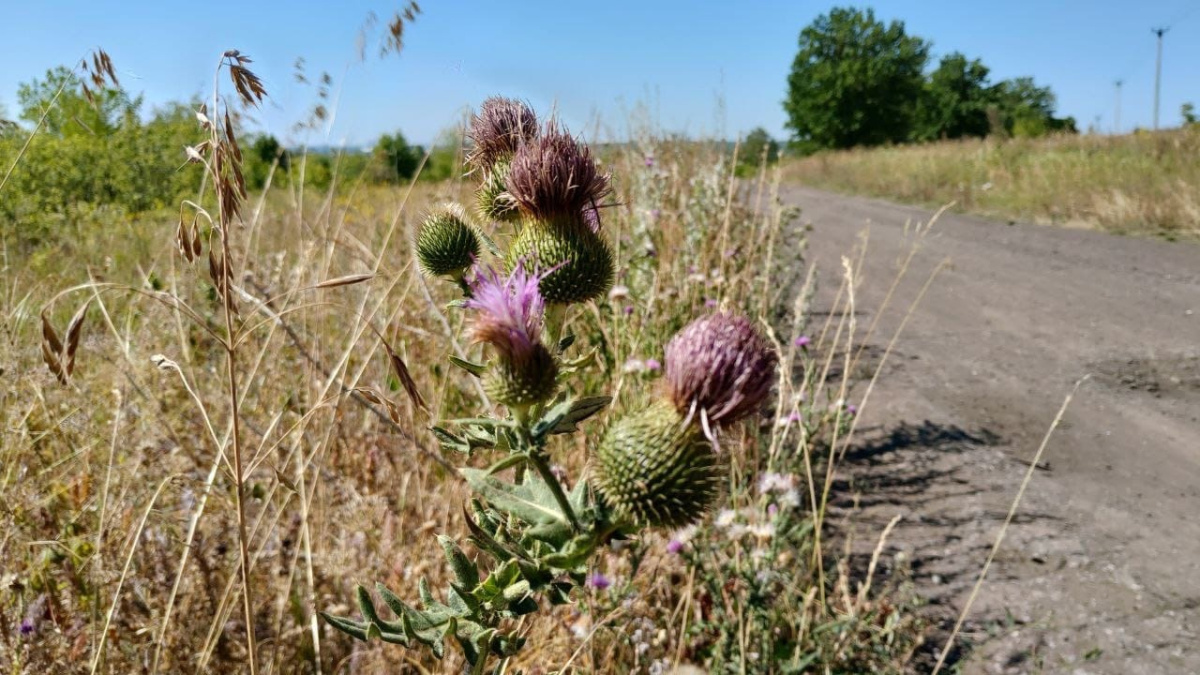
{"left": 526, "top": 449, "right": 580, "bottom": 531}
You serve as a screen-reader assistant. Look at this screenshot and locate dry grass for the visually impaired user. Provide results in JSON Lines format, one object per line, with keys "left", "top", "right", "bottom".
{"left": 0, "top": 55, "right": 940, "bottom": 674}
{"left": 783, "top": 128, "right": 1200, "bottom": 238}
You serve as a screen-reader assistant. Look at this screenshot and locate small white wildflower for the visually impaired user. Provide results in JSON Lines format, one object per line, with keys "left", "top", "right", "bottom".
{"left": 749, "top": 523, "right": 776, "bottom": 539}
{"left": 608, "top": 285, "right": 630, "bottom": 301}
{"left": 715, "top": 509, "right": 737, "bottom": 528}
{"left": 622, "top": 358, "right": 646, "bottom": 374}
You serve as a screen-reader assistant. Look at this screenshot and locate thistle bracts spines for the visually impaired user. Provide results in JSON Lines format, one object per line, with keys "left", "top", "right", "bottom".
{"left": 483, "top": 342, "right": 559, "bottom": 408}
{"left": 507, "top": 218, "right": 614, "bottom": 305}
{"left": 468, "top": 96, "right": 539, "bottom": 171}
{"left": 591, "top": 400, "right": 722, "bottom": 529}
{"left": 416, "top": 204, "right": 481, "bottom": 277}
{"left": 506, "top": 127, "right": 610, "bottom": 221}
{"left": 476, "top": 158, "right": 520, "bottom": 223}
{"left": 665, "top": 312, "right": 778, "bottom": 428}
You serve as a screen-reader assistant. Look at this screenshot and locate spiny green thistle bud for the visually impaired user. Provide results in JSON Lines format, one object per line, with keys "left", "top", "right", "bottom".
{"left": 507, "top": 218, "right": 614, "bottom": 305}
{"left": 483, "top": 343, "right": 558, "bottom": 408}
{"left": 416, "top": 205, "right": 481, "bottom": 278}
{"left": 591, "top": 400, "right": 722, "bottom": 529}
{"left": 465, "top": 264, "right": 559, "bottom": 408}
{"left": 476, "top": 158, "right": 520, "bottom": 223}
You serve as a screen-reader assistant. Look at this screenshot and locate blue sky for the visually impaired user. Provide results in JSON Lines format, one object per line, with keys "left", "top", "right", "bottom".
{"left": 1, "top": 1, "right": 1197, "bottom": 147}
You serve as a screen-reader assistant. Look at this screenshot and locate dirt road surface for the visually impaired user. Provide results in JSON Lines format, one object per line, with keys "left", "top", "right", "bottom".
{"left": 778, "top": 186, "right": 1200, "bottom": 674}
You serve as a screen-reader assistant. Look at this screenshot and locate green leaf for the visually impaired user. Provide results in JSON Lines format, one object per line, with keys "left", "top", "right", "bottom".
{"left": 439, "top": 535, "right": 480, "bottom": 590}
{"left": 448, "top": 355, "right": 488, "bottom": 377}
{"left": 484, "top": 453, "right": 526, "bottom": 476}
{"left": 460, "top": 468, "right": 567, "bottom": 526}
{"left": 548, "top": 396, "right": 611, "bottom": 435}
{"left": 431, "top": 426, "right": 470, "bottom": 454}
{"left": 448, "top": 417, "right": 513, "bottom": 430}
{"left": 320, "top": 612, "right": 370, "bottom": 641}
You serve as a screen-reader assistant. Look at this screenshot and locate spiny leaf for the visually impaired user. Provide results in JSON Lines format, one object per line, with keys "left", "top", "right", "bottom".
{"left": 460, "top": 468, "right": 567, "bottom": 526}
{"left": 548, "top": 395, "right": 611, "bottom": 435}
{"left": 438, "top": 535, "right": 479, "bottom": 590}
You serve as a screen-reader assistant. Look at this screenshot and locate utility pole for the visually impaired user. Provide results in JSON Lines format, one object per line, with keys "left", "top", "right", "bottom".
{"left": 1152, "top": 27, "right": 1168, "bottom": 130}
{"left": 1114, "top": 79, "right": 1123, "bottom": 134}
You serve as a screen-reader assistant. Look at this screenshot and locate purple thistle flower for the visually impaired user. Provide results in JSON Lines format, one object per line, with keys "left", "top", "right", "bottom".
{"left": 645, "top": 358, "right": 661, "bottom": 372}
{"left": 18, "top": 619, "right": 35, "bottom": 637}
{"left": 587, "top": 572, "right": 611, "bottom": 590}
{"left": 506, "top": 127, "right": 611, "bottom": 221}
{"left": 793, "top": 335, "right": 811, "bottom": 349}
{"left": 666, "top": 539, "right": 684, "bottom": 555}
{"left": 665, "top": 313, "right": 779, "bottom": 429}
{"left": 644, "top": 155, "right": 655, "bottom": 168}
{"left": 623, "top": 305, "right": 634, "bottom": 316}
{"left": 464, "top": 263, "right": 546, "bottom": 363}
{"left": 467, "top": 97, "right": 539, "bottom": 169}
{"left": 846, "top": 403, "right": 858, "bottom": 416}
{"left": 704, "top": 298, "right": 718, "bottom": 309}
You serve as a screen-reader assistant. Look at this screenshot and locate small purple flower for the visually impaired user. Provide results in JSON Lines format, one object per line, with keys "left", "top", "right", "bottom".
{"left": 19, "top": 619, "right": 35, "bottom": 637}
{"left": 767, "top": 503, "right": 779, "bottom": 517}
{"left": 623, "top": 305, "right": 634, "bottom": 316}
{"left": 846, "top": 404, "right": 858, "bottom": 416}
{"left": 587, "top": 572, "right": 611, "bottom": 590}
{"left": 787, "top": 410, "right": 801, "bottom": 424}
{"left": 644, "top": 155, "right": 655, "bottom": 168}
{"left": 793, "top": 335, "right": 811, "bottom": 349}
{"left": 645, "top": 358, "right": 661, "bottom": 372}
{"left": 667, "top": 539, "right": 684, "bottom": 555}
{"left": 649, "top": 208, "right": 661, "bottom": 220}
{"left": 704, "top": 299, "right": 718, "bottom": 309}
{"left": 464, "top": 263, "right": 546, "bottom": 363}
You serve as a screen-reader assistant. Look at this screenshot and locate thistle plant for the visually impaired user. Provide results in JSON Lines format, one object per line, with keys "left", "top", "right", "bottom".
{"left": 320, "top": 98, "right": 778, "bottom": 672}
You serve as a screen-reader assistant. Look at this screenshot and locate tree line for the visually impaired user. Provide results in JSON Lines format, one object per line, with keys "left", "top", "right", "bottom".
{"left": 784, "top": 6, "right": 1077, "bottom": 153}
{"left": 0, "top": 65, "right": 453, "bottom": 242}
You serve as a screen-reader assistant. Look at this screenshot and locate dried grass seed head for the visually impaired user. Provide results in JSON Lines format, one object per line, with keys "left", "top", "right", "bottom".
{"left": 506, "top": 126, "right": 610, "bottom": 222}
{"left": 665, "top": 312, "right": 778, "bottom": 427}
{"left": 467, "top": 97, "right": 539, "bottom": 170}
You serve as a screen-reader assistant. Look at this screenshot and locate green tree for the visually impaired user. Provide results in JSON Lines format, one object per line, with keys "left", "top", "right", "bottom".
{"left": 916, "top": 52, "right": 992, "bottom": 141}
{"left": 987, "top": 77, "right": 1074, "bottom": 137}
{"left": 736, "top": 127, "right": 780, "bottom": 176}
{"left": 784, "top": 7, "right": 930, "bottom": 151}
{"left": 1183, "top": 103, "right": 1197, "bottom": 126}
{"left": 17, "top": 66, "right": 139, "bottom": 136}
{"left": 372, "top": 130, "right": 420, "bottom": 182}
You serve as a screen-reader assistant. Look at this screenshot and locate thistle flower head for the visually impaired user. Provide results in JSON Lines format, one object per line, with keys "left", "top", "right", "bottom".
{"left": 415, "top": 204, "right": 481, "bottom": 278}
{"left": 467, "top": 97, "right": 539, "bottom": 169}
{"left": 664, "top": 313, "right": 778, "bottom": 428}
{"left": 465, "top": 263, "right": 559, "bottom": 406}
{"left": 506, "top": 127, "right": 610, "bottom": 222}
{"left": 464, "top": 263, "right": 545, "bottom": 362}
{"left": 507, "top": 218, "right": 614, "bottom": 305}
{"left": 591, "top": 400, "right": 723, "bottom": 529}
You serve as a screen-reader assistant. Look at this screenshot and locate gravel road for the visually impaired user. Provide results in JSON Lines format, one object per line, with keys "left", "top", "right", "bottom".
{"left": 780, "top": 186, "right": 1200, "bottom": 674}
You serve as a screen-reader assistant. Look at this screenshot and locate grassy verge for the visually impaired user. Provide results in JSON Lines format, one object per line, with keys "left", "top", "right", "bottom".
{"left": 782, "top": 128, "right": 1200, "bottom": 239}
{"left": 1, "top": 62, "right": 931, "bottom": 674}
